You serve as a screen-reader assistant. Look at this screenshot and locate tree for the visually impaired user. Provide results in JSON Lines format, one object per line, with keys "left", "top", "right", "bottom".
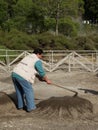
{"left": 11, "top": 0, "right": 33, "bottom": 31}
{"left": 26, "top": 4, "right": 46, "bottom": 33}
{"left": 0, "top": 0, "right": 84, "bottom": 36}
{"left": 32, "top": 0, "right": 84, "bottom": 35}
{"left": 0, "top": 0, "right": 8, "bottom": 28}
{"left": 83, "top": 0, "right": 98, "bottom": 23}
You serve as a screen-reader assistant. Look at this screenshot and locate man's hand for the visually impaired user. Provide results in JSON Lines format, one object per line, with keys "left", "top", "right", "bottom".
{"left": 46, "top": 79, "right": 52, "bottom": 84}
{"left": 42, "top": 76, "right": 52, "bottom": 84}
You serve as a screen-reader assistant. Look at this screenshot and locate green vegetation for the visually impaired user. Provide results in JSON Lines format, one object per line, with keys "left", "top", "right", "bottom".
{"left": 0, "top": 0, "right": 98, "bottom": 50}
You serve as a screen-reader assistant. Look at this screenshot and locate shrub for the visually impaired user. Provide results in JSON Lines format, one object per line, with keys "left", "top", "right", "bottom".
{"left": 74, "top": 36, "right": 96, "bottom": 50}
{"left": 36, "top": 32, "right": 74, "bottom": 50}
{"left": 3, "top": 29, "right": 39, "bottom": 50}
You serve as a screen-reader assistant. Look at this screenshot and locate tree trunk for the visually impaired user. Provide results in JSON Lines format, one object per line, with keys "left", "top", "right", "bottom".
{"left": 55, "top": 2, "right": 60, "bottom": 36}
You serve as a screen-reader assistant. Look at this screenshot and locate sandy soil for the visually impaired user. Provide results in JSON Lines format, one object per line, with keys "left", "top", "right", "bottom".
{"left": 1, "top": 70, "right": 98, "bottom": 130}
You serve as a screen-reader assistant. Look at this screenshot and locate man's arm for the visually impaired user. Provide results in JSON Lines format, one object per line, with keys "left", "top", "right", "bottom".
{"left": 35, "top": 60, "right": 51, "bottom": 84}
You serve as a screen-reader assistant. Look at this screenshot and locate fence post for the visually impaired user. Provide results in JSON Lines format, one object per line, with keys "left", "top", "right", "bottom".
{"left": 5, "top": 50, "right": 11, "bottom": 72}
{"left": 68, "top": 55, "right": 71, "bottom": 72}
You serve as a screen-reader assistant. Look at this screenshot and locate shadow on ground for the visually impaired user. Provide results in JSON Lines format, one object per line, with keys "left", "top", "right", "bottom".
{"left": 79, "top": 88, "right": 98, "bottom": 95}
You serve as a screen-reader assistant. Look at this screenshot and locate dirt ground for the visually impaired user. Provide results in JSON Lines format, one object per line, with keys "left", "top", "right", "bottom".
{"left": 1, "top": 70, "right": 98, "bottom": 130}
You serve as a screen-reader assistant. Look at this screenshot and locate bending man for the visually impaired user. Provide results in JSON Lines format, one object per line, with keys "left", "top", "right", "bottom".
{"left": 12, "top": 48, "right": 51, "bottom": 112}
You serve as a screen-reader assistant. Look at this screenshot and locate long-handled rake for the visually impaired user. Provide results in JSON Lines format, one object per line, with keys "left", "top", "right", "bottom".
{"left": 52, "top": 83, "right": 78, "bottom": 97}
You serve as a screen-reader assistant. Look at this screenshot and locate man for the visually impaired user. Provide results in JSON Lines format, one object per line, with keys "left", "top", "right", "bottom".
{"left": 12, "top": 48, "right": 51, "bottom": 112}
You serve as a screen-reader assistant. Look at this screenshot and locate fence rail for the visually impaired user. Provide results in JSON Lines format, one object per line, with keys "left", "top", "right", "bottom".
{"left": 0, "top": 49, "right": 98, "bottom": 73}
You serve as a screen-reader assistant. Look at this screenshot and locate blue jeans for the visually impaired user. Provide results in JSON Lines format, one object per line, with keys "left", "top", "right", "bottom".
{"left": 12, "top": 77, "right": 36, "bottom": 112}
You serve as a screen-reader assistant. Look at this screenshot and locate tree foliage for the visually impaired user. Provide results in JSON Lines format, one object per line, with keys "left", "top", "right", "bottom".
{"left": 83, "top": 0, "right": 98, "bottom": 23}
{"left": 0, "top": 0, "right": 8, "bottom": 26}
{"left": 0, "top": 0, "right": 84, "bottom": 35}
{"left": 0, "top": 0, "right": 98, "bottom": 50}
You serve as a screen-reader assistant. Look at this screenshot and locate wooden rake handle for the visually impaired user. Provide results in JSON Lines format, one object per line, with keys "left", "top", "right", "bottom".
{"left": 52, "top": 83, "right": 78, "bottom": 97}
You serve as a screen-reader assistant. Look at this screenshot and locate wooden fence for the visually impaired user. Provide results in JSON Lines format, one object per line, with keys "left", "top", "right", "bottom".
{"left": 0, "top": 49, "right": 98, "bottom": 73}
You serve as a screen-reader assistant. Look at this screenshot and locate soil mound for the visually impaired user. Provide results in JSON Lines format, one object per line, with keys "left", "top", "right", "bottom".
{"left": 36, "top": 96, "right": 93, "bottom": 119}
{"left": 0, "top": 92, "right": 16, "bottom": 115}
